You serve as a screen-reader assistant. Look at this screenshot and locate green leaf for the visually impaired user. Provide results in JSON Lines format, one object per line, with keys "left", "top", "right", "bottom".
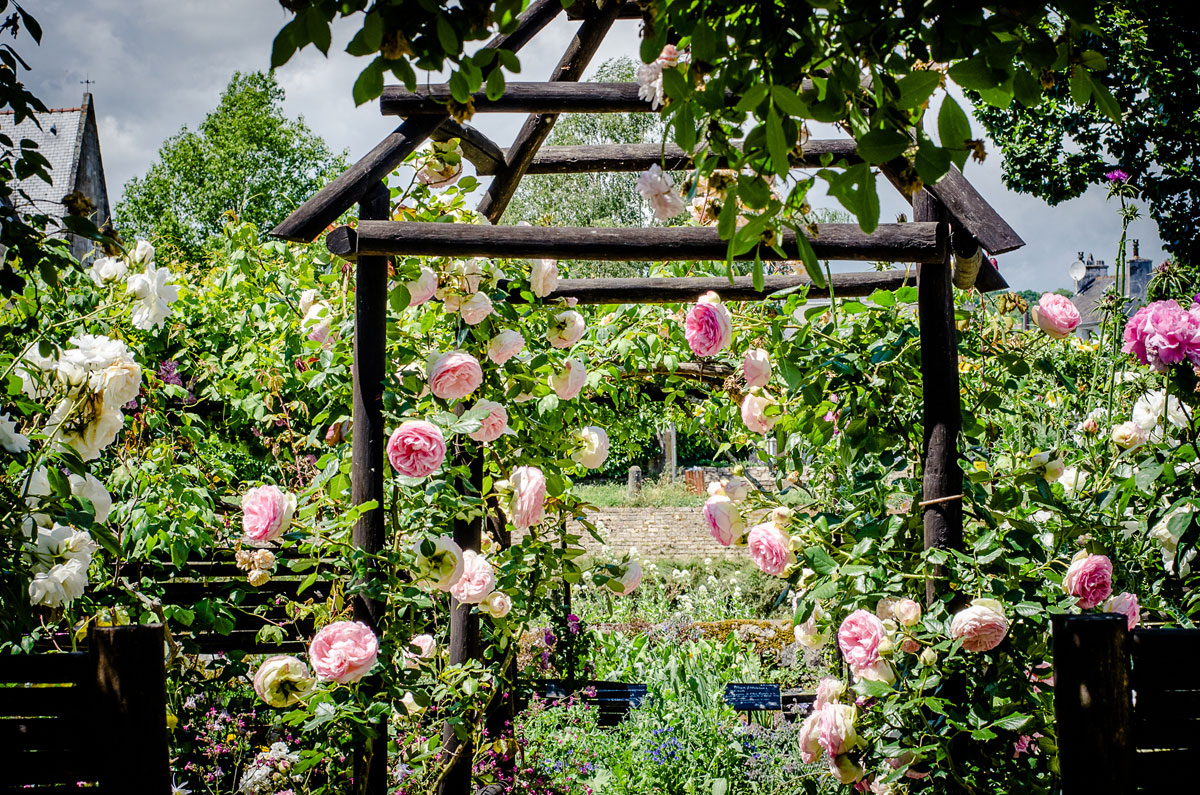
{"left": 1090, "top": 79, "right": 1121, "bottom": 122}
{"left": 90, "top": 524, "right": 121, "bottom": 557}
{"left": 869, "top": 289, "right": 895, "bottom": 307}
{"left": 937, "top": 95, "right": 972, "bottom": 169}
{"left": 993, "top": 712, "right": 1033, "bottom": 731}
{"left": 352, "top": 59, "right": 385, "bottom": 106}
{"left": 711, "top": 778, "right": 729, "bottom": 795}
{"left": 824, "top": 162, "right": 880, "bottom": 234}
{"left": 485, "top": 68, "right": 506, "bottom": 101}
{"left": 448, "top": 71, "right": 471, "bottom": 103}
{"left": 752, "top": 254, "right": 764, "bottom": 292}
{"left": 857, "top": 129, "right": 910, "bottom": 164}
{"left": 805, "top": 547, "right": 837, "bottom": 575}
{"left": 1079, "top": 50, "right": 1107, "bottom": 70}
{"left": 948, "top": 57, "right": 1000, "bottom": 91}
{"left": 766, "top": 105, "right": 791, "bottom": 175}
{"left": 305, "top": 9, "right": 331, "bottom": 55}
{"left": 914, "top": 136, "right": 951, "bottom": 185}
{"left": 436, "top": 16, "right": 459, "bottom": 55}
{"left": 691, "top": 24, "right": 717, "bottom": 62}
{"left": 895, "top": 71, "right": 941, "bottom": 109}
{"left": 271, "top": 24, "right": 297, "bottom": 68}
{"left": 770, "top": 85, "right": 808, "bottom": 117}
{"left": 734, "top": 84, "right": 769, "bottom": 114}
{"left": 1069, "top": 65, "right": 1091, "bottom": 105}
{"left": 793, "top": 233, "right": 825, "bottom": 289}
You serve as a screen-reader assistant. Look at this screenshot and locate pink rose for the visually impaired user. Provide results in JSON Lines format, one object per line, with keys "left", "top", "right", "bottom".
{"left": 530, "top": 258, "right": 559, "bottom": 298}
{"left": 241, "top": 485, "right": 297, "bottom": 542}
{"left": 817, "top": 702, "right": 859, "bottom": 758}
{"left": 814, "top": 677, "right": 845, "bottom": 710}
{"left": 837, "top": 609, "right": 886, "bottom": 670}
{"left": 450, "top": 550, "right": 496, "bottom": 604}
{"left": 610, "top": 560, "right": 642, "bottom": 595}
{"left": 741, "top": 390, "right": 778, "bottom": 434}
{"left": 1063, "top": 551, "right": 1113, "bottom": 609}
{"left": 487, "top": 330, "right": 525, "bottom": 365}
{"left": 685, "top": 291, "right": 732, "bottom": 357}
{"left": 427, "top": 351, "right": 483, "bottom": 401}
{"left": 1033, "top": 293, "right": 1081, "bottom": 339}
{"left": 702, "top": 495, "right": 744, "bottom": 546}
{"left": 798, "top": 711, "right": 823, "bottom": 763}
{"left": 1105, "top": 592, "right": 1140, "bottom": 630}
{"left": 657, "top": 44, "right": 679, "bottom": 67}
{"left": 481, "top": 590, "right": 512, "bottom": 618}
{"left": 403, "top": 634, "right": 437, "bottom": 668}
{"left": 387, "top": 420, "right": 446, "bottom": 477}
{"left": 900, "top": 638, "right": 921, "bottom": 654}
{"left": 509, "top": 465, "right": 546, "bottom": 530}
{"left": 893, "top": 598, "right": 921, "bottom": 627}
{"left": 548, "top": 310, "right": 586, "bottom": 349}
{"left": 406, "top": 267, "right": 437, "bottom": 306}
{"left": 950, "top": 598, "right": 1008, "bottom": 652}
{"left": 308, "top": 621, "right": 379, "bottom": 683}
{"left": 550, "top": 358, "right": 586, "bottom": 400}
{"left": 467, "top": 400, "right": 508, "bottom": 443}
{"left": 459, "top": 292, "right": 494, "bottom": 325}
{"left": 747, "top": 522, "right": 794, "bottom": 576}
{"left": 1122, "top": 299, "right": 1200, "bottom": 371}
{"left": 743, "top": 347, "right": 771, "bottom": 387}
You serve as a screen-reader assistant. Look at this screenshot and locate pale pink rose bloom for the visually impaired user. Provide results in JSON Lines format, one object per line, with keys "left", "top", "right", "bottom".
{"left": 794, "top": 605, "right": 827, "bottom": 649}
{"left": 548, "top": 310, "right": 586, "bottom": 349}
{"left": 838, "top": 609, "right": 886, "bottom": 670}
{"left": 611, "top": 560, "right": 643, "bottom": 595}
{"left": 875, "top": 597, "right": 898, "bottom": 621}
{"left": 481, "top": 590, "right": 512, "bottom": 618}
{"left": 309, "top": 621, "right": 379, "bottom": 683}
{"left": 894, "top": 598, "right": 922, "bottom": 627}
{"left": 747, "top": 522, "right": 794, "bottom": 576}
{"left": 1106, "top": 592, "right": 1140, "bottom": 630}
{"left": 814, "top": 677, "right": 845, "bottom": 710}
{"left": 1032, "top": 293, "right": 1081, "bottom": 338}
{"left": 467, "top": 400, "right": 508, "bottom": 443}
{"left": 741, "top": 390, "right": 778, "bottom": 434}
{"left": 550, "top": 358, "right": 586, "bottom": 399}
{"left": 798, "top": 711, "right": 823, "bottom": 763}
{"left": 869, "top": 778, "right": 894, "bottom": 795}
{"left": 817, "top": 702, "right": 858, "bottom": 758}
{"left": 636, "top": 164, "right": 685, "bottom": 220}
{"left": 403, "top": 634, "right": 437, "bottom": 668}
{"left": 427, "top": 350, "right": 483, "bottom": 400}
{"left": 571, "top": 426, "right": 610, "bottom": 469}
{"left": 253, "top": 655, "right": 315, "bottom": 708}
{"left": 242, "top": 485, "right": 297, "bottom": 542}
{"left": 855, "top": 659, "right": 895, "bottom": 684}
{"left": 414, "top": 535, "right": 465, "bottom": 591}
{"left": 530, "top": 258, "right": 559, "bottom": 298}
{"left": 950, "top": 598, "right": 1009, "bottom": 652}
{"left": 657, "top": 44, "right": 679, "bottom": 67}
{"left": 459, "top": 292, "right": 494, "bottom": 325}
{"left": 684, "top": 291, "right": 733, "bottom": 357}
{"left": 488, "top": 330, "right": 525, "bottom": 364}
{"left": 702, "top": 494, "right": 744, "bottom": 546}
{"left": 743, "top": 347, "right": 771, "bottom": 387}
{"left": 406, "top": 267, "right": 438, "bottom": 306}
{"left": 450, "top": 550, "right": 496, "bottom": 604}
{"left": 387, "top": 421, "right": 446, "bottom": 477}
{"left": 1110, "top": 420, "right": 1148, "bottom": 449}
{"left": 1063, "top": 551, "right": 1113, "bottom": 609}
{"left": 900, "top": 638, "right": 921, "bottom": 654}
{"left": 509, "top": 466, "right": 547, "bottom": 530}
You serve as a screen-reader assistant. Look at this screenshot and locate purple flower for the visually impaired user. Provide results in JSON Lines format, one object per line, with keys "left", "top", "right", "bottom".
{"left": 1105, "top": 169, "right": 1130, "bottom": 183}
{"left": 157, "top": 359, "right": 184, "bottom": 387}
{"left": 567, "top": 614, "right": 581, "bottom": 635}
{"left": 543, "top": 628, "right": 556, "bottom": 646}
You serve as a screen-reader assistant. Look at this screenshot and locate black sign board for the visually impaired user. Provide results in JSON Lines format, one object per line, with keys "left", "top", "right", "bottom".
{"left": 724, "top": 682, "right": 782, "bottom": 710}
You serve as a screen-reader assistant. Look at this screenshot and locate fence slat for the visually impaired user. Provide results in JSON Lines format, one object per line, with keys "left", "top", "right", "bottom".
{"left": 0, "top": 653, "right": 88, "bottom": 684}
{"left": 0, "top": 685, "right": 85, "bottom": 718}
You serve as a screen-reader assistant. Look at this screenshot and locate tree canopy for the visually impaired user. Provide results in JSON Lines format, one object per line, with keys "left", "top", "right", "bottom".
{"left": 116, "top": 71, "right": 347, "bottom": 257}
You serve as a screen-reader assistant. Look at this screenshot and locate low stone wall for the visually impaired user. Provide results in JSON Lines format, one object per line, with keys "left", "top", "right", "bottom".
{"left": 568, "top": 506, "right": 738, "bottom": 560}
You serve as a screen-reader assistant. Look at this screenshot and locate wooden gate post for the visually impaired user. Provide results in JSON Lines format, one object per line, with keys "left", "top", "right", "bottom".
{"left": 1052, "top": 614, "right": 1133, "bottom": 794}
{"left": 90, "top": 624, "right": 170, "bottom": 793}
{"left": 352, "top": 180, "right": 391, "bottom": 795}
{"left": 914, "top": 191, "right": 963, "bottom": 604}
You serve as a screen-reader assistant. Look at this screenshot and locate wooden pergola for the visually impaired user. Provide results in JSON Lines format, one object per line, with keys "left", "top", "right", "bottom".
{"left": 273, "top": 1, "right": 1022, "bottom": 792}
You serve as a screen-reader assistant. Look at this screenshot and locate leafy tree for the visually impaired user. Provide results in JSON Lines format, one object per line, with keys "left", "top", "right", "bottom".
{"left": 116, "top": 71, "right": 347, "bottom": 257}
{"left": 974, "top": 1, "right": 1200, "bottom": 265}
{"left": 504, "top": 58, "right": 666, "bottom": 278}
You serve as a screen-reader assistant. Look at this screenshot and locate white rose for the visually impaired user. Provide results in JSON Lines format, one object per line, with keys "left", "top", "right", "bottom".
{"left": 0, "top": 412, "right": 30, "bottom": 454}
{"left": 1133, "top": 389, "right": 1190, "bottom": 432}
{"left": 127, "top": 263, "right": 181, "bottom": 331}
{"left": 1111, "top": 421, "right": 1148, "bottom": 449}
{"left": 28, "top": 572, "right": 68, "bottom": 606}
{"left": 572, "top": 426, "right": 610, "bottom": 469}
{"left": 88, "top": 256, "right": 128, "bottom": 285}
{"left": 51, "top": 559, "right": 89, "bottom": 602}
{"left": 130, "top": 240, "right": 155, "bottom": 266}
{"left": 480, "top": 590, "right": 512, "bottom": 618}
{"left": 530, "top": 258, "right": 559, "bottom": 298}
{"left": 91, "top": 358, "right": 142, "bottom": 411}
{"left": 69, "top": 473, "right": 113, "bottom": 523}
{"left": 299, "top": 288, "right": 320, "bottom": 315}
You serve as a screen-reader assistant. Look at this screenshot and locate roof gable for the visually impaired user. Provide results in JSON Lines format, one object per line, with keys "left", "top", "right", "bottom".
{"left": 1, "top": 95, "right": 90, "bottom": 219}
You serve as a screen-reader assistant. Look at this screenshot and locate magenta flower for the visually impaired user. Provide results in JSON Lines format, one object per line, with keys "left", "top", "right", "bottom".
{"left": 1104, "top": 169, "right": 1130, "bottom": 183}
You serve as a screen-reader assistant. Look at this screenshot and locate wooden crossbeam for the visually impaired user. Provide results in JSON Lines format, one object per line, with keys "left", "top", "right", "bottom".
{"left": 474, "top": 139, "right": 860, "bottom": 175}
{"left": 326, "top": 220, "right": 946, "bottom": 264}
{"left": 381, "top": 81, "right": 648, "bottom": 115}
{"left": 565, "top": 0, "right": 642, "bottom": 19}
{"left": 431, "top": 119, "right": 506, "bottom": 175}
{"left": 527, "top": 271, "right": 915, "bottom": 304}
{"left": 478, "top": 0, "right": 626, "bottom": 222}
{"left": 271, "top": 0, "right": 564, "bottom": 243}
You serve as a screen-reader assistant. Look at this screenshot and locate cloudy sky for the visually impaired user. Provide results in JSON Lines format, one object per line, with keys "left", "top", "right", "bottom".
{"left": 18, "top": 0, "right": 1164, "bottom": 292}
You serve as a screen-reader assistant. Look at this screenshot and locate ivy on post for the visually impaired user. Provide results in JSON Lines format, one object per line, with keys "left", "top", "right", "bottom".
{"left": 351, "top": 180, "right": 391, "bottom": 795}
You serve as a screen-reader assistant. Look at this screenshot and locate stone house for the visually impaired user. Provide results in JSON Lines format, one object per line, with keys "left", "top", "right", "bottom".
{"left": 1069, "top": 241, "right": 1153, "bottom": 339}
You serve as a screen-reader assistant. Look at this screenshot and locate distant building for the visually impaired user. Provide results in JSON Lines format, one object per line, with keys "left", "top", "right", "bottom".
{"left": 1, "top": 93, "right": 111, "bottom": 263}
{"left": 1070, "top": 241, "right": 1153, "bottom": 338}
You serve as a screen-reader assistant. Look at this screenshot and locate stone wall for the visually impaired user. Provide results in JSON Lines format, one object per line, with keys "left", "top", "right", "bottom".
{"left": 568, "top": 507, "right": 734, "bottom": 560}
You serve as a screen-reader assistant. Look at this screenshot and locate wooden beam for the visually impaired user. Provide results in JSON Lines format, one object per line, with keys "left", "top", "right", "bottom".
{"left": 565, "top": 0, "right": 642, "bottom": 18}
{"left": 477, "top": 0, "right": 625, "bottom": 222}
{"left": 914, "top": 193, "right": 962, "bottom": 604}
{"left": 475, "top": 139, "right": 861, "bottom": 176}
{"left": 522, "top": 271, "right": 914, "bottom": 304}
{"left": 926, "top": 166, "right": 1025, "bottom": 255}
{"left": 271, "top": 0, "right": 564, "bottom": 242}
{"left": 327, "top": 221, "right": 946, "bottom": 264}
{"left": 432, "top": 119, "right": 506, "bottom": 175}
{"left": 381, "top": 81, "right": 650, "bottom": 115}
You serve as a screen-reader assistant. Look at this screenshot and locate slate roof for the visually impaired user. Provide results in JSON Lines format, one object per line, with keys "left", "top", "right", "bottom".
{"left": 1072, "top": 275, "right": 1116, "bottom": 329}
{"left": 0, "top": 102, "right": 87, "bottom": 219}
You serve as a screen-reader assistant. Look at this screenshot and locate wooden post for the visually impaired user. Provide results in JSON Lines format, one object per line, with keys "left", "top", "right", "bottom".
{"left": 352, "top": 180, "right": 390, "bottom": 795}
{"left": 90, "top": 624, "right": 170, "bottom": 793}
{"left": 914, "top": 190, "right": 963, "bottom": 604}
{"left": 1052, "top": 614, "right": 1133, "bottom": 794}
{"left": 438, "top": 446, "right": 484, "bottom": 794}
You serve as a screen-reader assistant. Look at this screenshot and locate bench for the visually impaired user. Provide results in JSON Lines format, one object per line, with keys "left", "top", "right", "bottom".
{"left": 528, "top": 680, "right": 814, "bottom": 726}
{"left": 1, "top": 624, "right": 170, "bottom": 793}
{"left": 1052, "top": 613, "right": 1199, "bottom": 793}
